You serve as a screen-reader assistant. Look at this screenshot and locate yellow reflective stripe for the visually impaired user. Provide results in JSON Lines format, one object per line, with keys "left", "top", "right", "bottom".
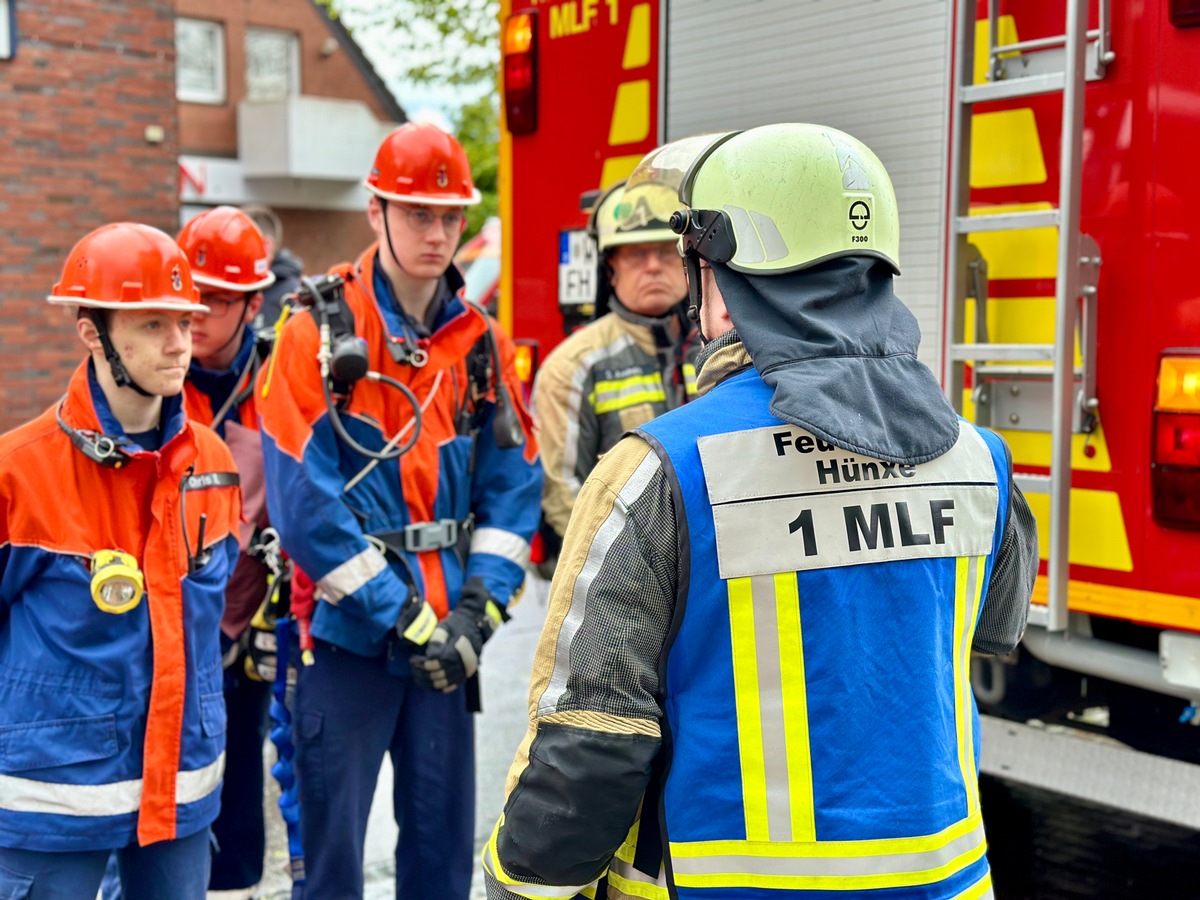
{"left": 728, "top": 576, "right": 770, "bottom": 840}
{"left": 607, "top": 820, "right": 669, "bottom": 897}
{"left": 683, "top": 363, "right": 698, "bottom": 397}
{"left": 774, "top": 572, "right": 815, "bottom": 842}
{"left": 590, "top": 373, "right": 668, "bottom": 414}
{"left": 481, "top": 815, "right": 597, "bottom": 899}
{"left": 593, "top": 389, "right": 668, "bottom": 414}
{"left": 401, "top": 601, "right": 438, "bottom": 646}
{"left": 953, "top": 870, "right": 994, "bottom": 900}
{"left": 953, "top": 557, "right": 986, "bottom": 819}
{"left": 670, "top": 815, "right": 987, "bottom": 891}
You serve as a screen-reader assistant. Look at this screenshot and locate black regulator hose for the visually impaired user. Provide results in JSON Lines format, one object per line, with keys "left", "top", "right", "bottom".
{"left": 320, "top": 361, "right": 423, "bottom": 462}
{"left": 302, "top": 273, "right": 424, "bottom": 462}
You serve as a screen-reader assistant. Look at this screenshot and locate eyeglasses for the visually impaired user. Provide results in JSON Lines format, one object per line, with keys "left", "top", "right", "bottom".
{"left": 612, "top": 243, "right": 681, "bottom": 266}
{"left": 198, "top": 292, "right": 250, "bottom": 319}
{"left": 399, "top": 206, "right": 466, "bottom": 233}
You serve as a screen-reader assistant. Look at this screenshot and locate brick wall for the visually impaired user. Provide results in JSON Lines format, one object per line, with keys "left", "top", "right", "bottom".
{"left": 0, "top": 0, "right": 179, "bottom": 431}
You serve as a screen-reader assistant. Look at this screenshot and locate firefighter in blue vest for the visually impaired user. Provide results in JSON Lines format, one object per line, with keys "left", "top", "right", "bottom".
{"left": 483, "top": 124, "right": 1040, "bottom": 900}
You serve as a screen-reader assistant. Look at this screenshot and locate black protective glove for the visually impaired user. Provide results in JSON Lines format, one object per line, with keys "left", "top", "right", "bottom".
{"left": 409, "top": 577, "right": 507, "bottom": 693}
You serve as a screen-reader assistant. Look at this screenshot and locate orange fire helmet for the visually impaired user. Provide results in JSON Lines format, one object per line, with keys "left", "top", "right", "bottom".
{"left": 47, "top": 223, "right": 208, "bottom": 312}
{"left": 177, "top": 206, "right": 276, "bottom": 292}
{"left": 364, "top": 122, "right": 482, "bottom": 207}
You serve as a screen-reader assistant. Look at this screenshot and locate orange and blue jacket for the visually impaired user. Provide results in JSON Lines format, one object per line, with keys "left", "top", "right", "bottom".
{"left": 185, "top": 327, "right": 273, "bottom": 640}
{"left": 257, "top": 246, "right": 543, "bottom": 657}
{"left": 0, "top": 360, "right": 241, "bottom": 851}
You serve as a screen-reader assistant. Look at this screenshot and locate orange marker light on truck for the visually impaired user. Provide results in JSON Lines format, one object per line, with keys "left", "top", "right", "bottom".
{"left": 1152, "top": 352, "right": 1200, "bottom": 529}
{"left": 504, "top": 11, "right": 538, "bottom": 136}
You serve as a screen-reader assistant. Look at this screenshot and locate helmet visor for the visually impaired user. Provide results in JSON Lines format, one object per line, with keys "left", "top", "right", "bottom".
{"left": 625, "top": 132, "right": 735, "bottom": 203}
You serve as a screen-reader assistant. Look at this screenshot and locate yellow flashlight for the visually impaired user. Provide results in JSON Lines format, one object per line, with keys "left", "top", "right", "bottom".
{"left": 90, "top": 550, "right": 145, "bottom": 614}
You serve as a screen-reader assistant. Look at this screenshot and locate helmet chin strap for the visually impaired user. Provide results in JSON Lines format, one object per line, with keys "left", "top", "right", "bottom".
{"left": 380, "top": 199, "right": 415, "bottom": 281}
{"left": 90, "top": 310, "right": 154, "bottom": 398}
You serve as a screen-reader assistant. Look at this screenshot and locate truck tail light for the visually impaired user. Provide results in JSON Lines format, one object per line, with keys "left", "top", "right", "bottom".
{"left": 503, "top": 11, "right": 538, "bottom": 136}
{"left": 1170, "top": 0, "right": 1200, "bottom": 27}
{"left": 1152, "top": 352, "right": 1200, "bottom": 528}
{"left": 514, "top": 339, "right": 539, "bottom": 403}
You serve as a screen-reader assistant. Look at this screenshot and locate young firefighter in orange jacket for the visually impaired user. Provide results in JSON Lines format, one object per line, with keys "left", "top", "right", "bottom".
{"left": 0, "top": 224, "right": 242, "bottom": 899}
{"left": 257, "top": 123, "right": 543, "bottom": 898}
{"left": 177, "top": 206, "right": 281, "bottom": 897}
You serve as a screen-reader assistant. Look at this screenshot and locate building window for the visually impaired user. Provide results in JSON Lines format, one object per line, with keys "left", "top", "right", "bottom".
{"left": 1, "top": 0, "right": 14, "bottom": 61}
{"left": 176, "top": 18, "right": 226, "bottom": 104}
{"left": 245, "top": 27, "right": 299, "bottom": 102}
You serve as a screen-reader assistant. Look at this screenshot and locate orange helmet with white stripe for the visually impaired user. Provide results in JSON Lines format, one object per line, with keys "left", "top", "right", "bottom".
{"left": 364, "top": 123, "right": 481, "bottom": 207}
{"left": 177, "top": 206, "right": 276, "bottom": 292}
{"left": 48, "top": 223, "right": 208, "bottom": 312}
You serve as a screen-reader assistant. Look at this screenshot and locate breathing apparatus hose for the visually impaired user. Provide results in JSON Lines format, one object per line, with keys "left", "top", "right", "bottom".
{"left": 319, "top": 366, "right": 422, "bottom": 461}
{"left": 299, "top": 275, "right": 424, "bottom": 462}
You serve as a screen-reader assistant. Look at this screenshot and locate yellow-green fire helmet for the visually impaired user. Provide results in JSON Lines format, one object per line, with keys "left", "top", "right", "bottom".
{"left": 674, "top": 123, "right": 900, "bottom": 275}
{"left": 587, "top": 178, "right": 681, "bottom": 252}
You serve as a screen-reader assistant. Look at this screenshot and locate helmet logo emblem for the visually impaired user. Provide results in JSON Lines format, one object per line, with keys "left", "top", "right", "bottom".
{"left": 436, "top": 166, "right": 449, "bottom": 188}
{"left": 171, "top": 265, "right": 183, "bottom": 292}
{"left": 196, "top": 248, "right": 206, "bottom": 268}
{"left": 849, "top": 201, "right": 871, "bottom": 231}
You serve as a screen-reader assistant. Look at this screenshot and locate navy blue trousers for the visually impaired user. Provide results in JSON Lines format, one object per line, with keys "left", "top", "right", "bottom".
{"left": 209, "top": 663, "right": 271, "bottom": 890}
{"left": 0, "top": 828, "right": 210, "bottom": 900}
{"left": 293, "top": 639, "right": 475, "bottom": 899}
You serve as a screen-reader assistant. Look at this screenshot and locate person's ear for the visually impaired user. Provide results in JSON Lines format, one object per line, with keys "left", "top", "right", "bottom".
{"left": 244, "top": 292, "right": 265, "bottom": 323}
{"left": 76, "top": 314, "right": 103, "bottom": 352}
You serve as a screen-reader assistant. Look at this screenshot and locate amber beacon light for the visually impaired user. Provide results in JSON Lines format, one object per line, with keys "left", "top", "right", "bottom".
{"left": 504, "top": 10, "right": 538, "bottom": 135}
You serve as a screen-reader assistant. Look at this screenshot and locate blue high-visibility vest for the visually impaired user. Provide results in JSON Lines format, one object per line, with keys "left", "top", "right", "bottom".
{"left": 636, "top": 369, "right": 1009, "bottom": 899}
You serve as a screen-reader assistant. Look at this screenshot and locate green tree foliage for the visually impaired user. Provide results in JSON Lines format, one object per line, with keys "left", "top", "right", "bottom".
{"left": 315, "top": 0, "right": 502, "bottom": 236}
{"left": 314, "top": 0, "right": 500, "bottom": 87}
{"left": 454, "top": 94, "right": 500, "bottom": 236}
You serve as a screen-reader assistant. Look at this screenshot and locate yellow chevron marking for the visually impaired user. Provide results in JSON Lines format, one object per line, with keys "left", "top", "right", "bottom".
{"left": 609, "top": 79, "right": 651, "bottom": 144}
{"left": 1025, "top": 489, "right": 1132, "bottom": 571}
{"left": 968, "top": 202, "right": 1057, "bottom": 280}
{"left": 623, "top": 3, "right": 651, "bottom": 68}
{"left": 974, "top": 16, "right": 1020, "bottom": 85}
{"left": 970, "top": 109, "right": 1047, "bottom": 188}
{"left": 600, "top": 154, "right": 646, "bottom": 188}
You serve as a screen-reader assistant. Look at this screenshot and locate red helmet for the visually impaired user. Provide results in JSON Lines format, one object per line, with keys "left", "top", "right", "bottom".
{"left": 177, "top": 206, "right": 276, "bottom": 292}
{"left": 47, "top": 223, "right": 208, "bottom": 312}
{"left": 364, "top": 123, "right": 481, "bottom": 207}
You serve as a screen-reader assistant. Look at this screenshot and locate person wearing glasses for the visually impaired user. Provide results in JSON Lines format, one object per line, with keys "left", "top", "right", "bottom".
{"left": 256, "top": 122, "right": 542, "bottom": 899}
{"left": 530, "top": 176, "right": 700, "bottom": 576}
{"left": 483, "top": 125, "right": 1038, "bottom": 900}
{"left": 0, "top": 223, "right": 241, "bottom": 899}
{"left": 175, "top": 206, "right": 282, "bottom": 899}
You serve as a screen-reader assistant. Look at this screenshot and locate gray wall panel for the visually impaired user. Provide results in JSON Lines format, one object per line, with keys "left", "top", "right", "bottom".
{"left": 667, "top": 0, "right": 952, "bottom": 370}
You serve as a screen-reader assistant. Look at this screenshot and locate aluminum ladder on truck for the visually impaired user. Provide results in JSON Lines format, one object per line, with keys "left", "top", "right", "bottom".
{"left": 943, "top": 0, "right": 1113, "bottom": 632}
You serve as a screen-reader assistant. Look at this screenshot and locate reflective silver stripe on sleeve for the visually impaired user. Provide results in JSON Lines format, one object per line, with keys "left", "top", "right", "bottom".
{"left": 562, "top": 334, "right": 638, "bottom": 497}
{"left": 470, "top": 526, "right": 531, "bottom": 568}
{"left": 538, "top": 450, "right": 661, "bottom": 714}
{"left": 0, "top": 752, "right": 225, "bottom": 817}
{"left": 670, "top": 817, "right": 987, "bottom": 880}
{"left": 316, "top": 544, "right": 389, "bottom": 604}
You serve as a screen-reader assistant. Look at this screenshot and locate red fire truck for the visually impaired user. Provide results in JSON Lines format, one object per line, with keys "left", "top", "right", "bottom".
{"left": 499, "top": 0, "right": 1200, "bottom": 819}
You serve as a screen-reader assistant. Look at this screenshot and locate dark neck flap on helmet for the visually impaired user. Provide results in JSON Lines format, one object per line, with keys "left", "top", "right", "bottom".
{"left": 713, "top": 257, "right": 959, "bottom": 466}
